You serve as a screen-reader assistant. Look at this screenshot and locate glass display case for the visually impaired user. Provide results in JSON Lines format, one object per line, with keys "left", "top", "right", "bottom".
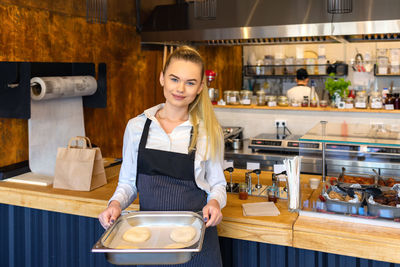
{"left": 298, "top": 121, "right": 400, "bottom": 222}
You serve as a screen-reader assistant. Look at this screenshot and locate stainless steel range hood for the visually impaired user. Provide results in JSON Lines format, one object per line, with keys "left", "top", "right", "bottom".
{"left": 141, "top": 0, "right": 400, "bottom": 45}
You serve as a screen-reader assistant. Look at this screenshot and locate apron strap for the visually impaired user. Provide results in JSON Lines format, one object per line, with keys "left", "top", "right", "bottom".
{"left": 140, "top": 118, "right": 196, "bottom": 158}
{"left": 139, "top": 118, "right": 152, "bottom": 150}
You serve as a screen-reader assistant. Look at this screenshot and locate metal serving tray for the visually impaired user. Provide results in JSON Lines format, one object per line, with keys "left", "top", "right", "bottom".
{"left": 325, "top": 187, "right": 364, "bottom": 215}
{"left": 367, "top": 201, "right": 400, "bottom": 219}
{"left": 367, "top": 194, "right": 400, "bottom": 219}
{"left": 92, "top": 211, "right": 206, "bottom": 265}
{"left": 338, "top": 172, "right": 375, "bottom": 186}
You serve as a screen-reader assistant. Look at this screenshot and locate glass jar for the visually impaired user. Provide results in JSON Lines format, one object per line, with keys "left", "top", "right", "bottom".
{"left": 240, "top": 90, "right": 252, "bottom": 105}
{"left": 263, "top": 55, "right": 274, "bottom": 75}
{"left": 306, "top": 58, "right": 316, "bottom": 75}
{"left": 354, "top": 91, "right": 367, "bottom": 109}
{"left": 223, "top": 90, "right": 232, "bottom": 104}
{"left": 274, "top": 58, "right": 284, "bottom": 75}
{"left": 277, "top": 96, "right": 289, "bottom": 107}
{"left": 377, "top": 56, "right": 389, "bottom": 75}
{"left": 319, "top": 100, "right": 328, "bottom": 107}
{"left": 285, "top": 57, "right": 295, "bottom": 75}
{"left": 310, "top": 100, "right": 318, "bottom": 108}
{"left": 394, "top": 93, "right": 400, "bottom": 110}
{"left": 230, "top": 91, "right": 240, "bottom": 105}
{"left": 370, "top": 91, "right": 383, "bottom": 109}
{"left": 344, "top": 97, "right": 354, "bottom": 109}
{"left": 266, "top": 95, "right": 277, "bottom": 107}
{"left": 255, "top": 59, "right": 264, "bottom": 75}
{"left": 268, "top": 187, "right": 277, "bottom": 203}
{"left": 290, "top": 99, "right": 300, "bottom": 107}
{"left": 238, "top": 183, "right": 248, "bottom": 200}
{"left": 256, "top": 90, "right": 266, "bottom": 106}
{"left": 301, "top": 96, "right": 309, "bottom": 107}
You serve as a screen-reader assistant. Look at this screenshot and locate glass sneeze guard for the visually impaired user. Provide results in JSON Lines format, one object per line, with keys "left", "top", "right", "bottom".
{"left": 299, "top": 122, "right": 400, "bottom": 147}
{"left": 298, "top": 121, "right": 400, "bottom": 225}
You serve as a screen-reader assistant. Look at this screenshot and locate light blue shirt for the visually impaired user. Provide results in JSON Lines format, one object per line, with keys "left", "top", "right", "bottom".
{"left": 109, "top": 104, "right": 227, "bottom": 210}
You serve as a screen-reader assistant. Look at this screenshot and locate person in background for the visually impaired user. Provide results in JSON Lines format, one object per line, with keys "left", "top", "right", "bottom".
{"left": 287, "top": 68, "right": 319, "bottom": 103}
{"left": 99, "top": 46, "right": 226, "bottom": 267}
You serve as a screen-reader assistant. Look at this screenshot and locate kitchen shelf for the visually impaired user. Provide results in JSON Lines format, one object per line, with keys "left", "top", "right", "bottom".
{"left": 374, "top": 64, "right": 400, "bottom": 76}
{"left": 243, "top": 63, "right": 348, "bottom": 78}
{"left": 214, "top": 104, "right": 400, "bottom": 113}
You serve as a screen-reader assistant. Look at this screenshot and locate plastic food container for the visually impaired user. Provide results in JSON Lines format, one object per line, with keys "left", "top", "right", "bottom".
{"left": 92, "top": 211, "right": 206, "bottom": 265}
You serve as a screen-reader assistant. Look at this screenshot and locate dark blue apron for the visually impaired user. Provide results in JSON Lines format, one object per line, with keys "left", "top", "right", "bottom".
{"left": 136, "top": 118, "right": 222, "bottom": 267}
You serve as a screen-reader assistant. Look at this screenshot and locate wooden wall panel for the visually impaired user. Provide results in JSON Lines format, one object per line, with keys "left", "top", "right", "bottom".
{"left": 199, "top": 45, "right": 243, "bottom": 92}
{"left": 0, "top": 0, "right": 159, "bottom": 166}
{"left": 0, "top": 0, "right": 243, "bottom": 167}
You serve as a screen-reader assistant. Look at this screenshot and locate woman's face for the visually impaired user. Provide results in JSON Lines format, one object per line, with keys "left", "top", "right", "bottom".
{"left": 160, "top": 59, "right": 203, "bottom": 110}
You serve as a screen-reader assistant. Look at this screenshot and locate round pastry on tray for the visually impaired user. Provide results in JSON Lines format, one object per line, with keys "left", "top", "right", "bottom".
{"left": 122, "top": 226, "right": 151, "bottom": 243}
{"left": 170, "top": 225, "right": 197, "bottom": 243}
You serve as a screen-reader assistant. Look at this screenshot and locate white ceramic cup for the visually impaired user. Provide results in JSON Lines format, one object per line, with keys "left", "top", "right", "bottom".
{"left": 309, "top": 178, "right": 320, "bottom": 189}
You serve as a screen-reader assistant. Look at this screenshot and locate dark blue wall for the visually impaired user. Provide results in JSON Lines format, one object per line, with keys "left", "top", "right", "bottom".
{"left": 1, "top": 203, "right": 399, "bottom": 267}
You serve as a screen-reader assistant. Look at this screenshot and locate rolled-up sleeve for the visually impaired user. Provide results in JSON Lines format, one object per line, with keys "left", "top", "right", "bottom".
{"left": 205, "top": 159, "right": 227, "bottom": 209}
{"left": 109, "top": 120, "right": 138, "bottom": 210}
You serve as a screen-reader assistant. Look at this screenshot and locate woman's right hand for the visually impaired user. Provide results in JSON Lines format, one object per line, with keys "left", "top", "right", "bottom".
{"left": 99, "top": 200, "right": 122, "bottom": 229}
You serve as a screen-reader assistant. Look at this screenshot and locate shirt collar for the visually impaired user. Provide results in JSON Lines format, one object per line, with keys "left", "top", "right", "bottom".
{"left": 143, "top": 103, "right": 196, "bottom": 126}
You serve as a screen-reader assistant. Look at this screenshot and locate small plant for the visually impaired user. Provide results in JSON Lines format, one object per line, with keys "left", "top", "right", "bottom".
{"left": 324, "top": 73, "right": 351, "bottom": 98}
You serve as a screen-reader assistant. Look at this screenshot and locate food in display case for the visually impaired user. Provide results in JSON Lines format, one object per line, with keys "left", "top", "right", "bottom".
{"left": 341, "top": 174, "right": 375, "bottom": 185}
{"left": 324, "top": 186, "right": 364, "bottom": 214}
{"left": 377, "top": 177, "right": 400, "bottom": 187}
{"left": 367, "top": 189, "right": 400, "bottom": 218}
{"left": 300, "top": 121, "right": 400, "bottom": 222}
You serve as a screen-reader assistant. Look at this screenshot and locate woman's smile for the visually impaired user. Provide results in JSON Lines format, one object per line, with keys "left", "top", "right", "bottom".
{"left": 160, "top": 59, "right": 203, "bottom": 110}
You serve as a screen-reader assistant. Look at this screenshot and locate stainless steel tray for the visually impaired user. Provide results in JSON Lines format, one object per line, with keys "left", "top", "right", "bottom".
{"left": 92, "top": 211, "right": 206, "bottom": 265}
{"left": 338, "top": 172, "right": 375, "bottom": 186}
{"left": 325, "top": 187, "right": 364, "bottom": 215}
{"left": 367, "top": 194, "right": 400, "bottom": 219}
{"left": 367, "top": 201, "right": 400, "bottom": 219}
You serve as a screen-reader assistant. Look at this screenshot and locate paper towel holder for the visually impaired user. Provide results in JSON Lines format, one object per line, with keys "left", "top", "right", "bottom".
{"left": 0, "top": 61, "right": 107, "bottom": 119}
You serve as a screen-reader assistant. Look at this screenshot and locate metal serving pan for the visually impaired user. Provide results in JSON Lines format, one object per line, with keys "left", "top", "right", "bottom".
{"left": 92, "top": 211, "right": 206, "bottom": 265}
{"left": 367, "top": 193, "right": 400, "bottom": 219}
{"left": 325, "top": 187, "right": 364, "bottom": 215}
{"left": 367, "top": 201, "right": 400, "bottom": 219}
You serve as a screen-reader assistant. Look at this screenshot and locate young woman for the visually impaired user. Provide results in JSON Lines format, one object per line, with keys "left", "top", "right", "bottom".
{"left": 99, "top": 46, "right": 227, "bottom": 266}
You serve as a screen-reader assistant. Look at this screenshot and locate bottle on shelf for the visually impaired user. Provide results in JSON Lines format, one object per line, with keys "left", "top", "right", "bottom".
{"left": 394, "top": 93, "right": 400, "bottom": 110}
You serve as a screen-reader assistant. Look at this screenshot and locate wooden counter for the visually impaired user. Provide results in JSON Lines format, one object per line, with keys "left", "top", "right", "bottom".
{"left": 0, "top": 169, "right": 400, "bottom": 263}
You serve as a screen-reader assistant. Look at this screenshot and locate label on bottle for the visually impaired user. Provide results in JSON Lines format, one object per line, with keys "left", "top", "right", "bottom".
{"left": 385, "top": 104, "right": 394, "bottom": 110}
{"left": 355, "top": 102, "right": 366, "bottom": 108}
{"left": 268, "top": 101, "right": 277, "bottom": 107}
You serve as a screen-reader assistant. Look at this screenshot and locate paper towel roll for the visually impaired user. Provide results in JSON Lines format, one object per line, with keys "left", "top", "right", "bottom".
{"left": 30, "top": 76, "right": 97, "bottom": 101}
{"left": 28, "top": 76, "right": 97, "bottom": 177}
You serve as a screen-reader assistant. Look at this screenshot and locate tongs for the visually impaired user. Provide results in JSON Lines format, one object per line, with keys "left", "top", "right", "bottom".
{"left": 372, "top": 169, "right": 386, "bottom": 186}
{"left": 337, "top": 167, "right": 346, "bottom": 183}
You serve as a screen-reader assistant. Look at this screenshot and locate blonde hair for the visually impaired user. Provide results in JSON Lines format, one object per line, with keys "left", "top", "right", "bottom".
{"left": 163, "top": 46, "right": 223, "bottom": 162}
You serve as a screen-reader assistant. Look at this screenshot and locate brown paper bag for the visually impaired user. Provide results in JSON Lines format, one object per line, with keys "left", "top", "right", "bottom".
{"left": 53, "top": 136, "right": 107, "bottom": 191}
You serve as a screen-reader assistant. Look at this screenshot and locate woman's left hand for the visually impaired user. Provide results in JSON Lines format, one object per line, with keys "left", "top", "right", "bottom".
{"left": 202, "top": 199, "right": 223, "bottom": 227}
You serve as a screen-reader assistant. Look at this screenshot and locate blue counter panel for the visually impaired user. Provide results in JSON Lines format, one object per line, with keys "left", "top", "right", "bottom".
{"left": 1, "top": 204, "right": 399, "bottom": 267}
